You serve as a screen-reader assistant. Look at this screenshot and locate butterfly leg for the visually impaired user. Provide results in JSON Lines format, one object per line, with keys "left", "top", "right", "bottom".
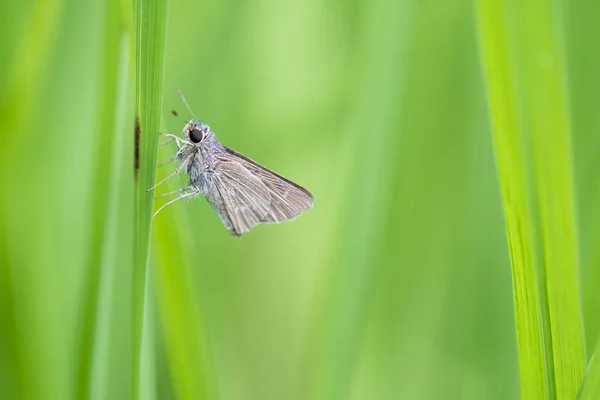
{"left": 161, "top": 133, "right": 192, "bottom": 148}
{"left": 157, "top": 157, "right": 176, "bottom": 168}
{"left": 154, "top": 187, "right": 187, "bottom": 199}
{"left": 147, "top": 164, "right": 184, "bottom": 192}
{"left": 158, "top": 132, "right": 183, "bottom": 150}
{"left": 159, "top": 137, "right": 175, "bottom": 147}
{"left": 152, "top": 186, "right": 200, "bottom": 219}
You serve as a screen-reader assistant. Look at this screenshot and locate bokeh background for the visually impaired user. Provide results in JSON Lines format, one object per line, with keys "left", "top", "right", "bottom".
{"left": 1, "top": 1, "right": 599, "bottom": 399}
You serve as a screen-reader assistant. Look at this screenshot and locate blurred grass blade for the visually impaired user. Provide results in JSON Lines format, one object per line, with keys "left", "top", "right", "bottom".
{"left": 304, "top": 2, "right": 411, "bottom": 398}
{"left": 152, "top": 217, "right": 214, "bottom": 400}
{"left": 0, "top": 1, "right": 66, "bottom": 398}
{"left": 568, "top": 1, "right": 600, "bottom": 356}
{"left": 88, "top": 35, "right": 136, "bottom": 400}
{"left": 75, "top": 0, "right": 133, "bottom": 397}
{"left": 133, "top": 0, "right": 168, "bottom": 398}
{"left": 578, "top": 342, "right": 600, "bottom": 399}
{"left": 475, "top": 0, "right": 584, "bottom": 398}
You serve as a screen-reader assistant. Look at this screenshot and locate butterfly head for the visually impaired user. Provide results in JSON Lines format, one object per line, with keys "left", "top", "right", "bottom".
{"left": 184, "top": 120, "right": 211, "bottom": 144}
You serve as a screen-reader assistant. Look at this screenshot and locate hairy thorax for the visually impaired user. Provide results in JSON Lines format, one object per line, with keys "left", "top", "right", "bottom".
{"left": 177, "top": 138, "right": 223, "bottom": 186}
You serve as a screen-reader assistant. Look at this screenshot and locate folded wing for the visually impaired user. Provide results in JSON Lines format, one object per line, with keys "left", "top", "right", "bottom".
{"left": 208, "top": 161, "right": 271, "bottom": 236}
{"left": 218, "top": 147, "right": 313, "bottom": 223}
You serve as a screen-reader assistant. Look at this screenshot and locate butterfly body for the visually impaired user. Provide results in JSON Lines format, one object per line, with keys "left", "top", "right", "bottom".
{"left": 162, "top": 118, "right": 313, "bottom": 237}
{"left": 175, "top": 123, "right": 223, "bottom": 182}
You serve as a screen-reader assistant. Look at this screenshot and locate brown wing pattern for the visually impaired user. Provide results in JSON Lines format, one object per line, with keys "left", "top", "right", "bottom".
{"left": 218, "top": 147, "right": 313, "bottom": 223}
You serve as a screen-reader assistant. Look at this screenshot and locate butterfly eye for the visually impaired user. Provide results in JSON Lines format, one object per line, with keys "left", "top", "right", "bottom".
{"left": 189, "top": 128, "right": 203, "bottom": 143}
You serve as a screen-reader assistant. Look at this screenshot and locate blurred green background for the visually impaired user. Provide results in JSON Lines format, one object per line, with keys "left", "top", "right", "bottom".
{"left": 1, "top": 0, "right": 599, "bottom": 399}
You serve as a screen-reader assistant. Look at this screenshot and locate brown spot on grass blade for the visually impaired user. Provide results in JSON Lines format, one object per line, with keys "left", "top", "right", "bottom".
{"left": 134, "top": 116, "right": 140, "bottom": 178}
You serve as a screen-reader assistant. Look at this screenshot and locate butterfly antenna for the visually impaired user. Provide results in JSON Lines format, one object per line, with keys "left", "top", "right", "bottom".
{"left": 178, "top": 90, "right": 199, "bottom": 121}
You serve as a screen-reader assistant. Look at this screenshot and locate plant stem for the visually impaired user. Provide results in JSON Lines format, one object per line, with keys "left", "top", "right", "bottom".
{"left": 133, "top": 0, "right": 168, "bottom": 397}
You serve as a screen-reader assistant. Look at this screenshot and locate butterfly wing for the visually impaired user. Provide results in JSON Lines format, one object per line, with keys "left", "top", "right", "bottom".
{"left": 205, "top": 161, "right": 272, "bottom": 236}
{"left": 217, "top": 147, "right": 314, "bottom": 223}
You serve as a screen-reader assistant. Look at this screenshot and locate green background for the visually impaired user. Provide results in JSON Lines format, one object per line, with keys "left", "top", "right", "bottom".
{"left": 1, "top": 0, "right": 598, "bottom": 399}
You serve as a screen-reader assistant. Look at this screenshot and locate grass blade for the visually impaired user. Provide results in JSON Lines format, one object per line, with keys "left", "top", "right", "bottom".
{"left": 475, "top": 2, "right": 548, "bottom": 396}
{"left": 475, "top": 0, "right": 584, "bottom": 398}
{"left": 152, "top": 218, "right": 214, "bottom": 400}
{"left": 133, "top": 0, "right": 168, "bottom": 397}
{"left": 75, "top": 0, "right": 134, "bottom": 397}
{"left": 566, "top": 0, "right": 600, "bottom": 359}
{"left": 578, "top": 342, "right": 600, "bottom": 399}
{"left": 89, "top": 36, "right": 136, "bottom": 400}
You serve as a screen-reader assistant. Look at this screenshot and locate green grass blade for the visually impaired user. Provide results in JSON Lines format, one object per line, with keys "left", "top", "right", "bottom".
{"left": 0, "top": 1, "right": 66, "bottom": 398}
{"left": 133, "top": 0, "right": 168, "bottom": 397}
{"left": 88, "top": 36, "right": 136, "bottom": 400}
{"left": 75, "top": 0, "right": 133, "bottom": 397}
{"left": 152, "top": 217, "right": 213, "bottom": 400}
{"left": 475, "top": 0, "right": 584, "bottom": 398}
{"left": 523, "top": 4, "right": 585, "bottom": 397}
{"left": 578, "top": 341, "right": 600, "bottom": 399}
{"left": 567, "top": 0, "right": 600, "bottom": 360}
{"left": 475, "top": 2, "right": 549, "bottom": 396}
{"left": 578, "top": 342, "right": 600, "bottom": 399}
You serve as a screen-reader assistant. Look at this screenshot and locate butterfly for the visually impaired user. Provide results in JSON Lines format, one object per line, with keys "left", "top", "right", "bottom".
{"left": 148, "top": 92, "right": 313, "bottom": 237}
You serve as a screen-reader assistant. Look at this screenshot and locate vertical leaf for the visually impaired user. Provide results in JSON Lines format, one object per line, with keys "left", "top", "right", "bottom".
{"left": 76, "top": 0, "right": 134, "bottom": 397}
{"left": 152, "top": 218, "right": 214, "bottom": 400}
{"left": 475, "top": 0, "right": 584, "bottom": 398}
{"left": 133, "top": 0, "right": 168, "bottom": 397}
{"left": 578, "top": 342, "right": 600, "bottom": 399}
{"left": 475, "top": 2, "right": 548, "bottom": 396}
{"left": 88, "top": 36, "right": 136, "bottom": 400}
{"left": 566, "top": 0, "right": 600, "bottom": 359}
